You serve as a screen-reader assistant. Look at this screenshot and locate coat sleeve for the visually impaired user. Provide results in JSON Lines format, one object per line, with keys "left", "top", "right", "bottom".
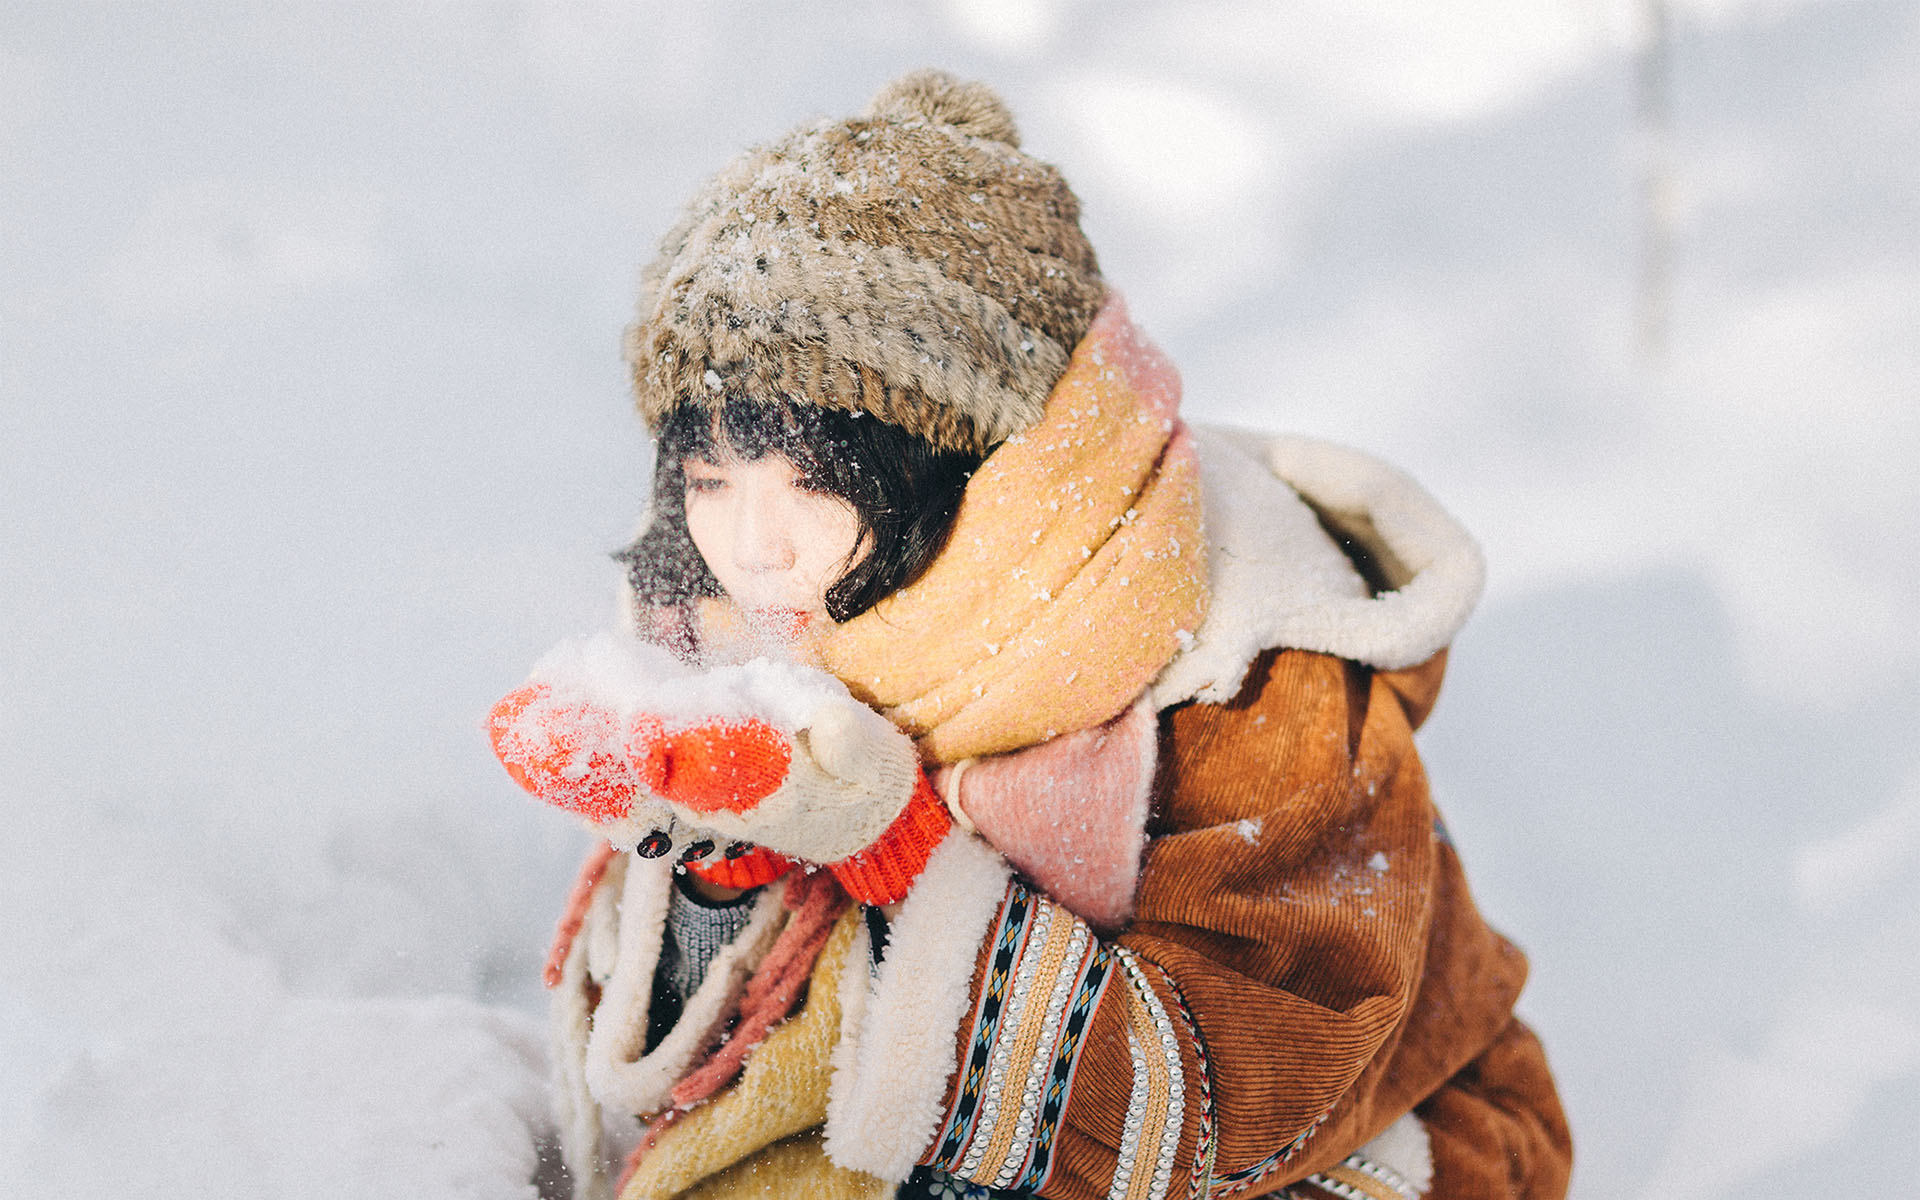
{"left": 908, "top": 648, "right": 1533, "bottom": 1200}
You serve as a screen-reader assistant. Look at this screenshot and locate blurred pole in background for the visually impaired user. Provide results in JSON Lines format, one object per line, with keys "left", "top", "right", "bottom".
{"left": 1635, "top": 0, "right": 1675, "bottom": 366}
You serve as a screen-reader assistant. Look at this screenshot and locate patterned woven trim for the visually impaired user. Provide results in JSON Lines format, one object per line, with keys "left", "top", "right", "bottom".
{"left": 931, "top": 882, "right": 1034, "bottom": 1166}
{"left": 977, "top": 916, "right": 1089, "bottom": 1184}
{"left": 955, "top": 896, "right": 1055, "bottom": 1175}
{"left": 1140, "top": 962, "right": 1214, "bottom": 1200}
{"left": 928, "top": 881, "right": 1115, "bottom": 1193}
{"left": 1112, "top": 1026, "right": 1153, "bottom": 1198}
{"left": 959, "top": 899, "right": 1063, "bottom": 1178}
{"left": 1299, "top": 1154, "right": 1419, "bottom": 1200}
{"left": 1108, "top": 947, "right": 1189, "bottom": 1200}
{"left": 1206, "top": 1108, "right": 1330, "bottom": 1200}
{"left": 1015, "top": 941, "right": 1112, "bottom": 1192}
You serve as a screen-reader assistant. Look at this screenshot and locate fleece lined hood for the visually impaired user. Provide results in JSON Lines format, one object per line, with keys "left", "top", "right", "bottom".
{"left": 1150, "top": 427, "right": 1486, "bottom": 710}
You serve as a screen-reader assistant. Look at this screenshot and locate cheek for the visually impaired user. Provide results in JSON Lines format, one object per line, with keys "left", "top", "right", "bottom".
{"left": 792, "top": 498, "right": 864, "bottom": 579}
{"left": 682, "top": 494, "right": 734, "bottom": 575}
{"left": 794, "top": 495, "right": 864, "bottom": 560}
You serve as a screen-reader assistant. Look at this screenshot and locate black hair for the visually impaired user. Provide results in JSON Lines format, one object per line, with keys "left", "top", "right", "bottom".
{"left": 618, "top": 397, "right": 983, "bottom": 624}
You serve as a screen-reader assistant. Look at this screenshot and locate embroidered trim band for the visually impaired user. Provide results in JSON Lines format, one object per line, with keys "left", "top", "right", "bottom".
{"left": 1014, "top": 939, "right": 1112, "bottom": 1192}
{"left": 931, "top": 882, "right": 1035, "bottom": 1166}
{"left": 1298, "top": 1153, "right": 1419, "bottom": 1200}
{"left": 928, "top": 881, "right": 1113, "bottom": 1192}
{"left": 1140, "top": 960, "right": 1214, "bottom": 1200}
{"left": 1108, "top": 947, "right": 1188, "bottom": 1200}
{"left": 1207, "top": 1107, "right": 1329, "bottom": 1200}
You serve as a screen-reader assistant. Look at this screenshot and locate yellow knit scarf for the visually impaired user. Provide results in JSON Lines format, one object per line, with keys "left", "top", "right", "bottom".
{"left": 818, "top": 296, "right": 1208, "bottom": 763}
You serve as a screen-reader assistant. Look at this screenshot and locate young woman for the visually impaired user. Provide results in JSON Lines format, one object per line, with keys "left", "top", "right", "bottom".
{"left": 489, "top": 71, "right": 1571, "bottom": 1200}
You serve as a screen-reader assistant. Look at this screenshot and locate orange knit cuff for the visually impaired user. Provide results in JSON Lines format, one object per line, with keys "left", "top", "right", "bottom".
{"left": 686, "top": 846, "right": 793, "bottom": 890}
{"left": 828, "top": 773, "right": 953, "bottom": 905}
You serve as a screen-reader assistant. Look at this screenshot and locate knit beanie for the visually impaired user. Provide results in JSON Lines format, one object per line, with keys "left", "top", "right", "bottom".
{"left": 625, "top": 69, "right": 1105, "bottom": 456}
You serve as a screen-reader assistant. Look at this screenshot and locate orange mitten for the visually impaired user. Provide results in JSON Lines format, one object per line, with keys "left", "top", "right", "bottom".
{"left": 487, "top": 633, "right": 952, "bottom": 903}
{"left": 630, "top": 710, "right": 950, "bottom": 905}
{"left": 632, "top": 718, "right": 793, "bottom": 814}
{"left": 486, "top": 684, "right": 636, "bottom": 824}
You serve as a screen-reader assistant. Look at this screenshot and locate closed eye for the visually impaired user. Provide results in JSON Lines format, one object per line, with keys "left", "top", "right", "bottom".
{"left": 683, "top": 460, "right": 728, "bottom": 494}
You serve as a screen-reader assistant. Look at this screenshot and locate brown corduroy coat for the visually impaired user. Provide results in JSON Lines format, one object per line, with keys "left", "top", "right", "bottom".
{"left": 920, "top": 645, "right": 1572, "bottom": 1200}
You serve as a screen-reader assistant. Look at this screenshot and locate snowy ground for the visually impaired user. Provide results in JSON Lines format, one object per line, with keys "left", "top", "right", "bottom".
{"left": 2, "top": 3, "right": 1915, "bottom": 1197}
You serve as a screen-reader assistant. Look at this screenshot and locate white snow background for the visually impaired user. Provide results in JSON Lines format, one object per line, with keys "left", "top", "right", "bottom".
{"left": 2, "top": 2, "right": 1915, "bottom": 1196}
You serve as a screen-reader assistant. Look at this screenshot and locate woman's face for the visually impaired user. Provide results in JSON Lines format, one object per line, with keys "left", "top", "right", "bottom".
{"left": 682, "top": 450, "right": 865, "bottom": 623}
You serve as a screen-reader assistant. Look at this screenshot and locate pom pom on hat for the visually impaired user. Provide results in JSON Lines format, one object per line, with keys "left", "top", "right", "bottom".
{"left": 865, "top": 68, "right": 1021, "bottom": 146}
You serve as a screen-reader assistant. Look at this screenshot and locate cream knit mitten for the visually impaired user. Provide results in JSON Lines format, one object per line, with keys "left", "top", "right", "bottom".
{"left": 488, "top": 634, "right": 950, "bottom": 904}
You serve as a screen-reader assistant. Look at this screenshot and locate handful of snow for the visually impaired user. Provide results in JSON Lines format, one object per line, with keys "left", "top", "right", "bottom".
{"left": 487, "top": 632, "right": 923, "bottom": 866}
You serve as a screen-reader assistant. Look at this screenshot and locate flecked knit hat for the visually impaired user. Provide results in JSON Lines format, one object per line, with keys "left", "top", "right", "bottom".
{"left": 625, "top": 69, "right": 1106, "bottom": 456}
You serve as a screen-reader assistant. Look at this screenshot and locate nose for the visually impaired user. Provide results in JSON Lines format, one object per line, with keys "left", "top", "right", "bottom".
{"left": 731, "top": 492, "right": 795, "bottom": 574}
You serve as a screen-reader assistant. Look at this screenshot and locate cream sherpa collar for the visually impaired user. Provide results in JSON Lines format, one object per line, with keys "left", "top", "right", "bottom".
{"left": 1149, "top": 426, "right": 1486, "bottom": 709}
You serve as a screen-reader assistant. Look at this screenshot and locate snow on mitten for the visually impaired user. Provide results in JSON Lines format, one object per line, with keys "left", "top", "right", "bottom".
{"left": 487, "top": 680, "right": 794, "bottom": 886}
{"left": 486, "top": 682, "right": 641, "bottom": 825}
{"left": 487, "top": 632, "right": 950, "bottom": 903}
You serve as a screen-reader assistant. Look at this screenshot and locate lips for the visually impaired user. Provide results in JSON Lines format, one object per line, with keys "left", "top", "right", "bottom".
{"left": 739, "top": 607, "right": 813, "bottom": 640}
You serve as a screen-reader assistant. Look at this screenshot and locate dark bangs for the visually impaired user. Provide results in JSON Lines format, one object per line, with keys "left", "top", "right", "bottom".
{"left": 619, "top": 397, "right": 983, "bottom": 625}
